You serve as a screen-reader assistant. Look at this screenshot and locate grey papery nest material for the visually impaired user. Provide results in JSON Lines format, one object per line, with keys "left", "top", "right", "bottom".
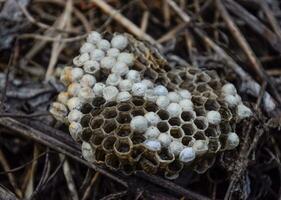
{"left": 50, "top": 31, "right": 252, "bottom": 179}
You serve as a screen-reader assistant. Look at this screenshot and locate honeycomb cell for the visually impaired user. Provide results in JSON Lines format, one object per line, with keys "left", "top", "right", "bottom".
{"left": 93, "top": 148, "right": 106, "bottom": 164}
{"left": 90, "top": 107, "right": 102, "bottom": 117}
{"left": 219, "top": 121, "right": 231, "bottom": 135}
{"left": 157, "top": 122, "right": 169, "bottom": 133}
{"left": 80, "top": 114, "right": 91, "bottom": 127}
{"left": 102, "top": 107, "right": 118, "bottom": 119}
{"left": 116, "top": 124, "right": 132, "bottom": 137}
{"left": 169, "top": 127, "right": 184, "bottom": 139}
{"left": 103, "top": 119, "right": 117, "bottom": 134}
{"left": 204, "top": 99, "right": 220, "bottom": 111}
{"left": 179, "top": 81, "right": 195, "bottom": 91}
{"left": 167, "top": 72, "right": 182, "bottom": 85}
{"left": 193, "top": 131, "right": 207, "bottom": 140}
{"left": 181, "top": 123, "right": 196, "bottom": 135}
{"left": 194, "top": 117, "right": 208, "bottom": 131}
{"left": 156, "top": 148, "right": 175, "bottom": 166}
{"left": 90, "top": 117, "right": 104, "bottom": 130}
{"left": 131, "top": 108, "right": 145, "bottom": 116}
{"left": 194, "top": 72, "right": 211, "bottom": 83}
{"left": 114, "top": 138, "right": 133, "bottom": 158}
{"left": 187, "top": 68, "right": 200, "bottom": 76}
{"left": 194, "top": 156, "right": 216, "bottom": 174}
{"left": 116, "top": 112, "right": 132, "bottom": 124}
{"left": 202, "top": 90, "right": 218, "bottom": 99}
{"left": 80, "top": 103, "right": 93, "bottom": 114}
{"left": 131, "top": 96, "right": 145, "bottom": 106}
{"left": 144, "top": 101, "right": 158, "bottom": 112}
{"left": 208, "top": 80, "right": 222, "bottom": 91}
{"left": 219, "top": 106, "right": 232, "bottom": 121}
{"left": 157, "top": 110, "right": 170, "bottom": 120}
{"left": 131, "top": 144, "right": 146, "bottom": 162}
{"left": 131, "top": 132, "right": 146, "bottom": 144}
{"left": 180, "top": 111, "right": 196, "bottom": 122}
{"left": 105, "top": 153, "right": 121, "bottom": 171}
{"left": 168, "top": 117, "right": 181, "bottom": 126}
{"left": 208, "top": 138, "right": 221, "bottom": 153}
{"left": 165, "top": 160, "right": 183, "bottom": 180}
{"left": 90, "top": 134, "right": 104, "bottom": 148}
{"left": 205, "top": 127, "right": 219, "bottom": 138}
{"left": 140, "top": 154, "right": 159, "bottom": 174}
{"left": 104, "top": 101, "right": 117, "bottom": 107}
{"left": 92, "top": 97, "right": 106, "bottom": 107}
{"left": 81, "top": 127, "right": 92, "bottom": 141}
{"left": 194, "top": 106, "right": 206, "bottom": 117}
{"left": 117, "top": 103, "right": 132, "bottom": 112}
{"left": 102, "top": 135, "right": 117, "bottom": 152}
{"left": 192, "top": 96, "right": 207, "bottom": 107}
{"left": 195, "top": 83, "right": 212, "bottom": 93}
{"left": 181, "top": 135, "right": 194, "bottom": 146}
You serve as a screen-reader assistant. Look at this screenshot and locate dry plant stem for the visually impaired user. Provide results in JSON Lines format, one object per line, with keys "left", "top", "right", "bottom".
{"left": 165, "top": 0, "right": 191, "bottom": 23}
{"left": 0, "top": 150, "right": 22, "bottom": 198}
{"left": 194, "top": 28, "right": 276, "bottom": 114}
{"left": 59, "top": 154, "right": 79, "bottom": 200}
{"left": 224, "top": 0, "right": 281, "bottom": 54}
{"left": 91, "top": 0, "right": 160, "bottom": 49}
{"left": 257, "top": 0, "right": 281, "bottom": 40}
{"left": 18, "top": 34, "right": 87, "bottom": 43}
{"left": 162, "top": 0, "right": 276, "bottom": 114}
{"left": 81, "top": 172, "right": 100, "bottom": 200}
{"left": 45, "top": 0, "right": 73, "bottom": 80}
{"left": 136, "top": 172, "right": 211, "bottom": 200}
{"left": 216, "top": 0, "right": 281, "bottom": 107}
{"left": 0, "top": 185, "right": 19, "bottom": 200}
{"left": 0, "top": 117, "right": 209, "bottom": 200}
{"left": 22, "top": 145, "right": 39, "bottom": 199}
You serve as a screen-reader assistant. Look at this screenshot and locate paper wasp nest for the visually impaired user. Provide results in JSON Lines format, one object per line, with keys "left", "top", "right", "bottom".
{"left": 50, "top": 31, "right": 252, "bottom": 179}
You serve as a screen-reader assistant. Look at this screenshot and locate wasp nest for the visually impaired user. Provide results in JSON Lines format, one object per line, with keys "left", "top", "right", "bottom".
{"left": 50, "top": 31, "right": 252, "bottom": 179}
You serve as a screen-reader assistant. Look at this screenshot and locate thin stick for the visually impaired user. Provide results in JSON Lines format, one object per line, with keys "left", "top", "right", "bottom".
{"left": 216, "top": 0, "right": 281, "bottom": 106}
{"left": 165, "top": 0, "right": 191, "bottom": 23}
{"left": 91, "top": 0, "right": 159, "bottom": 48}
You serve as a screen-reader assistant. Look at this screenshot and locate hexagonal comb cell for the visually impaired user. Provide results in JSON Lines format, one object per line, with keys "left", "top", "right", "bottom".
{"left": 181, "top": 123, "right": 196, "bottom": 136}
{"left": 102, "top": 107, "right": 118, "bottom": 119}
{"left": 131, "top": 132, "right": 146, "bottom": 145}
{"left": 116, "top": 112, "right": 132, "bottom": 124}
{"left": 144, "top": 102, "right": 158, "bottom": 112}
{"left": 80, "top": 114, "right": 91, "bottom": 127}
{"left": 194, "top": 117, "right": 208, "bottom": 131}
{"left": 219, "top": 121, "right": 231, "bottom": 135}
{"left": 81, "top": 103, "right": 93, "bottom": 114}
{"left": 205, "top": 127, "right": 219, "bottom": 138}
{"left": 193, "top": 131, "right": 206, "bottom": 140}
{"left": 208, "top": 138, "right": 221, "bottom": 153}
{"left": 156, "top": 148, "right": 175, "bottom": 166}
{"left": 219, "top": 106, "right": 232, "bottom": 121}
{"left": 102, "top": 136, "right": 117, "bottom": 152}
{"left": 157, "top": 122, "right": 170, "bottom": 133}
{"left": 140, "top": 154, "right": 159, "bottom": 174}
{"left": 165, "top": 160, "right": 183, "bottom": 180}
{"left": 94, "top": 148, "right": 106, "bottom": 164}
{"left": 169, "top": 127, "right": 184, "bottom": 139}
{"left": 157, "top": 110, "right": 170, "bottom": 120}
{"left": 195, "top": 83, "right": 212, "bottom": 93}
{"left": 116, "top": 124, "right": 132, "bottom": 137}
{"left": 90, "top": 117, "right": 104, "bottom": 130}
{"left": 204, "top": 99, "right": 220, "bottom": 111}
{"left": 179, "top": 81, "right": 196, "bottom": 91}
{"left": 131, "top": 97, "right": 145, "bottom": 106}
{"left": 194, "top": 106, "right": 206, "bottom": 117}
{"left": 92, "top": 97, "right": 106, "bottom": 107}
{"left": 114, "top": 138, "right": 133, "bottom": 158}
{"left": 104, "top": 101, "right": 118, "bottom": 108}
{"left": 168, "top": 117, "right": 181, "bottom": 126}
{"left": 194, "top": 72, "right": 211, "bottom": 83}
{"left": 167, "top": 72, "right": 182, "bottom": 85}
{"left": 103, "top": 120, "right": 117, "bottom": 134}
{"left": 131, "top": 108, "right": 145, "bottom": 116}
{"left": 180, "top": 111, "right": 196, "bottom": 122}
{"left": 81, "top": 128, "right": 92, "bottom": 141}
{"left": 90, "top": 135, "right": 104, "bottom": 148}
{"left": 181, "top": 136, "right": 194, "bottom": 146}
{"left": 192, "top": 96, "right": 207, "bottom": 107}
{"left": 117, "top": 103, "right": 132, "bottom": 112}
{"left": 131, "top": 144, "right": 146, "bottom": 162}
{"left": 105, "top": 153, "right": 121, "bottom": 171}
